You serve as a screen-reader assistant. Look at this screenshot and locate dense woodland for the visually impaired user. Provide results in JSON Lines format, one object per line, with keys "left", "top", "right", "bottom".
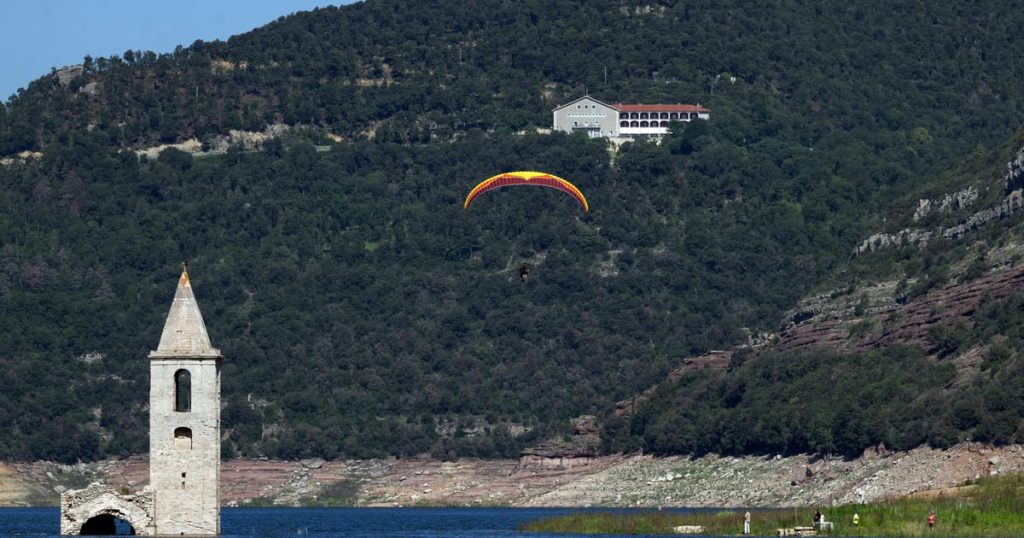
{"left": 1, "top": 0, "right": 1024, "bottom": 462}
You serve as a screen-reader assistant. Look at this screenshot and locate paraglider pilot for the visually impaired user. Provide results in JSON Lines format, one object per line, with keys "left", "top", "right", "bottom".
{"left": 519, "top": 263, "right": 530, "bottom": 282}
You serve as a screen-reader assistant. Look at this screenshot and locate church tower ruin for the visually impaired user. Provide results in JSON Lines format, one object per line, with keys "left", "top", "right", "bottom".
{"left": 148, "top": 265, "right": 222, "bottom": 535}
{"left": 61, "top": 266, "right": 222, "bottom": 535}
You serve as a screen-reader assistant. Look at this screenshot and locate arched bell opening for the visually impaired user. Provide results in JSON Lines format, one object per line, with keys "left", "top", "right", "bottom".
{"left": 79, "top": 512, "right": 136, "bottom": 535}
{"left": 174, "top": 369, "right": 191, "bottom": 412}
{"left": 175, "top": 426, "right": 193, "bottom": 450}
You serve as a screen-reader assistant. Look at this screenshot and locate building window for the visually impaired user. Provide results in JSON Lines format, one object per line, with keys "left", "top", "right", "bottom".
{"left": 640, "top": 121, "right": 649, "bottom": 127}
{"left": 630, "top": 121, "right": 639, "bottom": 127}
{"left": 619, "top": 121, "right": 628, "bottom": 127}
{"left": 174, "top": 427, "right": 192, "bottom": 450}
{"left": 639, "top": 113, "right": 648, "bottom": 119}
{"left": 660, "top": 112, "right": 669, "bottom": 119}
{"left": 661, "top": 121, "right": 670, "bottom": 127}
{"left": 670, "top": 112, "right": 679, "bottom": 120}
{"left": 174, "top": 369, "right": 191, "bottom": 412}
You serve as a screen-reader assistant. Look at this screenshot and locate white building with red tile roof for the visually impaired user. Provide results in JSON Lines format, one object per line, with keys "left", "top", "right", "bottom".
{"left": 552, "top": 95, "right": 709, "bottom": 142}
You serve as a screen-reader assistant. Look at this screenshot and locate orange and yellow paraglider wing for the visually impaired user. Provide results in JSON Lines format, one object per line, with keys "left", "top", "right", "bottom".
{"left": 528, "top": 173, "right": 589, "bottom": 212}
{"left": 463, "top": 173, "right": 521, "bottom": 209}
{"left": 463, "top": 171, "right": 589, "bottom": 212}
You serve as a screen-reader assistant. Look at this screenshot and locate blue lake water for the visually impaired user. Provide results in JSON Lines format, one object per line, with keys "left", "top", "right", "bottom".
{"left": 0, "top": 507, "right": 723, "bottom": 537}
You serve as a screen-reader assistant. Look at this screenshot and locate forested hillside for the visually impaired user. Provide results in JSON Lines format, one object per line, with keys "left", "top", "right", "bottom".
{"left": 604, "top": 134, "right": 1024, "bottom": 457}
{"left": 1, "top": 0, "right": 1024, "bottom": 462}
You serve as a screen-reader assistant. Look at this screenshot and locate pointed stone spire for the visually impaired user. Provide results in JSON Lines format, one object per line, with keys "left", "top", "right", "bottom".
{"left": 149, "top": 263, "right": 221, "bottom": 358}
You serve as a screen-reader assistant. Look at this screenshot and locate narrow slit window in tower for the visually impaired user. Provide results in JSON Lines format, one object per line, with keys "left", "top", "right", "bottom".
{"left": 174, "top": 369, "right": 191, "bottom": 412}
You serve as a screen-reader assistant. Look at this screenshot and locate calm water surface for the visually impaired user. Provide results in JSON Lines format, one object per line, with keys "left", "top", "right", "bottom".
{"left": 0, "top": 507, "right": 725, "bottom": 537}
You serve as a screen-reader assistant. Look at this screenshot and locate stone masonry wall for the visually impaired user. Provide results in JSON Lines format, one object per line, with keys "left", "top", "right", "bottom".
{"left": 149, "top": 358, "right": 220, "bottom": 535}
{"left": 59, "top": 482, "right": 155, "bottom": 535}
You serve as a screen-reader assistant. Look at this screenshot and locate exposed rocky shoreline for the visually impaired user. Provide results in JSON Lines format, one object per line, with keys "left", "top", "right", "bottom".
{"left": 2, "top": 442, "right": 1019, "bottom": 508}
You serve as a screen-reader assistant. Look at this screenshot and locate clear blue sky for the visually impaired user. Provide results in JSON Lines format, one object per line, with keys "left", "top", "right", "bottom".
{"left": 0, "top": 1, "right": 355, "bottom": 103}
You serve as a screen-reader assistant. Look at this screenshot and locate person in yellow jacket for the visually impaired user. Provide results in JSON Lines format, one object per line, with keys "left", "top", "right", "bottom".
{"left": 853, "top": 512, "right": 860, "bottom": 527}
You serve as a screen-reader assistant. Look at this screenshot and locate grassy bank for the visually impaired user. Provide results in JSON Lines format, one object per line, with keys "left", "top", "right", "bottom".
{"left": 520, "top": 473, "right": 1024, "bottom": 536}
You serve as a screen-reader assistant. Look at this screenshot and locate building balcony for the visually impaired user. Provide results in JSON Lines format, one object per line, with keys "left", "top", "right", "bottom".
{"left": 619, "top": 127, "right": 670, "bottom": 135}
{"left": 619, "top": 112, "right": 699, "bottom": 121}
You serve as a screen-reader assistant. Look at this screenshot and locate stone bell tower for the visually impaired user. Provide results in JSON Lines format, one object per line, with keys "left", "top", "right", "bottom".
{"left": 148, "top": 265, "right": 221, "bottom": 535}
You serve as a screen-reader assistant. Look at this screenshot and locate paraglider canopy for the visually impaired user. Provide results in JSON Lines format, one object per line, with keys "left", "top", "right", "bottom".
{"left": 464, "top": 171, "right": 589, "bottom": 212}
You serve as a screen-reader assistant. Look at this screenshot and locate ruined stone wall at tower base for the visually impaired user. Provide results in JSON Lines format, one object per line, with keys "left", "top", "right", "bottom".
{"left": 59, "top": 482, "right": 156, "bottom": 535}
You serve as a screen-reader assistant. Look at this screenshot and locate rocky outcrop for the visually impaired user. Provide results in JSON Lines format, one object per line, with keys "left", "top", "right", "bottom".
{"left": 913, "top": 185, "right": 979, "bottom": 221}
{"left": 782, "top": 280, "right": 900, "bottom": 330}
{"left": 773, "top": 261, "right": 1024, "bottom": 354}
{"left": 53, "top": 65, "right": 84, "bottom": 86}
{"left": 1004, "top": 145, "right": 1024, "bottom": 192}
{"left": 134, "top": 123, "right": 302, "bottom": 159}
{"left": 79, "top": 81, "right": 99, "bottom": 96}
{"left": 855, "top": 228, "right": 932, "bottom": 253}
{"left": 856, "top": 145, "right": 1024, "bottom": 254}
{"left": 519, "top": 416, "right": 602, "bottom": 470}
{"left": 854, "top": 186, "right": 1022, "bottom": 253}
{"left": 518, "top": 453, "right": 599, "bottom": 470}
{"left": 941, "top": 188, "right": 1023, "bottom": 240}
{"left": 0, "top": 151, "right": 44, "bottom": 167}
{"left": 135, "top": 139, "right": 204, "bottom": 160}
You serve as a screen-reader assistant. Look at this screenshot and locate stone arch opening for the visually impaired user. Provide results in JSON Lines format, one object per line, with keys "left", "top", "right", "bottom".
{"left": 175, "top": 427, "right": 193, "bottom": 450}
{"left": 174, "top": 369, "right": 191, "bottom": 412}
{"left": 80, "top": 512, "right": 136, "bottom": 535}
{"left": 60, "top": 483, "right": 155, "bottom": 536}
